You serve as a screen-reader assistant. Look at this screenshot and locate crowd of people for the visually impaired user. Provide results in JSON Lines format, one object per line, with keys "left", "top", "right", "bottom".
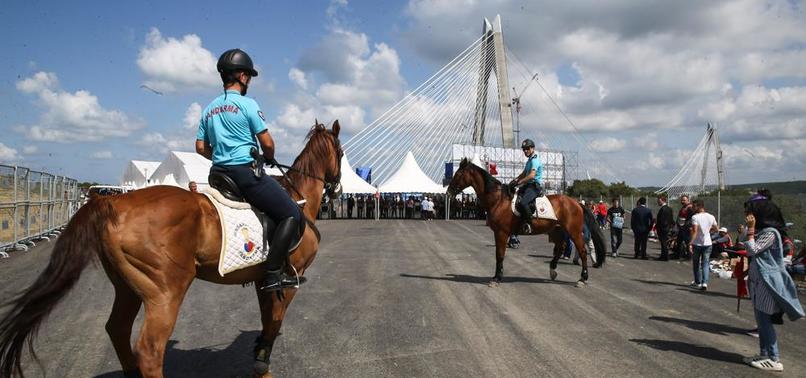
{"left": 322, "top": 194, "right": 486, "bottom": 220}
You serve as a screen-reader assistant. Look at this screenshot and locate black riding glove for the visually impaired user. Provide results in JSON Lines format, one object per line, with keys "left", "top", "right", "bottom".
{"left": 508, "top": 180, "right": 518, "bottom": 192}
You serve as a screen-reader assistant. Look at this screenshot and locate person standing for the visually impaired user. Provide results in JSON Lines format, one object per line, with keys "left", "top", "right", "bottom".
{"left": 607, "top": 198, "right": 625, "bottom": 257}
{"left": 742, "top": 196, "right": 804, "bottom": 371}
{"left": 597, "top": 201, "right": 608, "bottom": 228}
{"left": 347, "top": 194, "right": 355, "bottom": 219}
{"left": 673, "top": 195, "right": 694, "bottom": 259}
{"left": 689, "top": 199, "right": 718, "bottom": 290}
{"left": 656, "top": 194, "right": 674, "bottom": 261}
{"left": 630, "top": 197, "right": 653, "bottom": 259}
{"left": 357, "top": 195, "right": 365, "bottom": 219}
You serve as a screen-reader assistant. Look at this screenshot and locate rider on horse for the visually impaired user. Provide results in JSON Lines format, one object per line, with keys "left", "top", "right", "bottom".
{"left": 509, "top": 138, "right": 544, "bottom": 232}
{"left": 195, "top": 48, "right": 304, "bottom": 292}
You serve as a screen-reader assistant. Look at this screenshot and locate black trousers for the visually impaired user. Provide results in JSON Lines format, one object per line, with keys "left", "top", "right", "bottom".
{"left": 211, "top": 164, "right": 300, "bottom": 223}
{"left": 610, "top": 228, "right": 623, "bottom": 253}
{"left": 347, "top": 206, "right": 353, "bottom": 218}
{"left": 658, "top": 229, "right": 670, "bottom": 259}
{"left": 634, "top": 231, "right": 649, "bottom": 258}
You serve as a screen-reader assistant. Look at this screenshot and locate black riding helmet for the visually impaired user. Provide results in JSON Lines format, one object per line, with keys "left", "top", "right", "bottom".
{"left": 521, "top": 139, "right": 535, "bottom": 149}
{"left": 217, "top": 49, "right": 258, "bottom": 76}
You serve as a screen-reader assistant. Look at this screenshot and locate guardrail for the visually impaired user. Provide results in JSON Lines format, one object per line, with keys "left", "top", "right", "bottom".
{"left": 0, "top": 164, "right": 81, "bottom": 256}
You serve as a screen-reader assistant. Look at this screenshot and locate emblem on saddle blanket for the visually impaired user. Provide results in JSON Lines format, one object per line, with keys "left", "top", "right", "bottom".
{"left": 204, "top": 188, "right": 298, "bottom": 276}
{"left": 511, "top": 193, "right": 557, "bottom": 221}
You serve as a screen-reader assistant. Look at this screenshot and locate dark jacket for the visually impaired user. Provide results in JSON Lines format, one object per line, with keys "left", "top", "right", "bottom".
{"left": 631, "top": 205, "right": 654, "bottom": 234}
{"left": 656, "top": 204, "right": 673, "bottom": 232}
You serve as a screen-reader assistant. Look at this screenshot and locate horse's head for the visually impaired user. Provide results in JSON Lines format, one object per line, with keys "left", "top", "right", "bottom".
{"left": 447, "top": 158, "right": 475, "bottom": 196}
{"left": 293, "top": 120, "right": 343, "bottom": 200}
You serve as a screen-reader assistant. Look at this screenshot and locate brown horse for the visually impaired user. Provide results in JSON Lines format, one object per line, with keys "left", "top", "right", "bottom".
{"left": 0, "top": 121, "right": 344, "bottom": 378}
{"left": 447, "top": 158, "right": 605, "bottom": 286}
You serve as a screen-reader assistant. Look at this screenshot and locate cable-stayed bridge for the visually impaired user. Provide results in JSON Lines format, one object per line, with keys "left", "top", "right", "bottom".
{"left": 343, "top": 15, "right": 580, "bottom": 188}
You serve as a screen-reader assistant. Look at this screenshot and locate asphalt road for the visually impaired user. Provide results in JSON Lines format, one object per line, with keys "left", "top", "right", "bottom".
{"left": 1, "top": 220, "right": 805, "bottom": 377}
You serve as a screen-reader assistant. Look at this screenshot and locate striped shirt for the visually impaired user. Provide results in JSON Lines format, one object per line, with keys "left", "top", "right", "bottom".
{"left": 745, "top": 231, "right": 779, "bottom": 314}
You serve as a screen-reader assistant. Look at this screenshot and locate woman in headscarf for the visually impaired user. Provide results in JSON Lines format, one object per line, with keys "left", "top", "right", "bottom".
{"left": 742, "top": 193, "right": 804, "bottom": 371}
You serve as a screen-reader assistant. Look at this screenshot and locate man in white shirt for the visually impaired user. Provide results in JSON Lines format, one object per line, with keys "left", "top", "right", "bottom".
{"left": 690, "top": 199, "right": 718, "bottom": 290}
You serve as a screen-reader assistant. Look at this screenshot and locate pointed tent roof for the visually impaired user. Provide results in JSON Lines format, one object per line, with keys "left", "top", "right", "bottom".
{"left": 150, "top": 151, "right": 212, "bottom": 188}
{"left": 340, "top": 154, "right": 377, "bottom": 194}
{"left": 379, "top": 151, "right": 445, "bottom": 193}
{"left": 121, "top": 160, "right": 160, "bottom": 188}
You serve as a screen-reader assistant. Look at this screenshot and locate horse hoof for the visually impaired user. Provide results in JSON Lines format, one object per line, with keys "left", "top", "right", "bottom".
{"left": 254, "top": 361, "right": 271, "bottom": 377}
{"left": 550, "top": 270, "right": 557, "bottom": 281}
{"left": 575, "top": 280, "right": 587, "bottom": 288}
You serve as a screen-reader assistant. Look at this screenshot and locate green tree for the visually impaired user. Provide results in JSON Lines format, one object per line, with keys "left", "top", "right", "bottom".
{"left": 608, "top": 181, "right": 636, "bottom": 199}
{"left": 567, "top": 179, "right": 608, "bottom": 198}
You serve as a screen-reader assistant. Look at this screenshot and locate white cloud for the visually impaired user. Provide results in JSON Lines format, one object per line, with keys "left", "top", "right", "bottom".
{"left": 183, "top": 102, "right": 202, "bottom": 129}
{"left": 589, "top": 137, "right": 626, "bottom": 153}
{"left": 137, "top": 102, "right": 202, "bottom": 154}
{"left": 271, "top": 27, "right": 406, "bottom": 150}
{"left": 21, "top": 145, "right": 38, "bottom": 154}
{"left": 90, "top": 151, "right": 113, "bottom": 159}
{"left": 15, "top": 71, "right": 145, "bottom": 142}
{"left": 137, "top": 28, "right": 218, "bottom": 93}
{"left": 288, "top": 68, "right": 308, "bottom": 90}
{"left": 0, "top": 143, "right": 20, "bottom": 162}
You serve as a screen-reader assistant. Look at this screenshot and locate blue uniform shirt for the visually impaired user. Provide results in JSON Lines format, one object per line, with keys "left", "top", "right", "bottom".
{"left": 197, "top": 90, "right": 268, "bottom": 166}
{"left": 522, "top": 153, "right": 543, "bottom": 185}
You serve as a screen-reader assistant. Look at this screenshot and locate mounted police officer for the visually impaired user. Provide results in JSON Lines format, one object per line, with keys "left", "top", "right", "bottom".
{"left": 195, "top": 48, "right": 304, "bottom": 292}
{"left": 509, "top": 139, "right": 544, "bottom": 232}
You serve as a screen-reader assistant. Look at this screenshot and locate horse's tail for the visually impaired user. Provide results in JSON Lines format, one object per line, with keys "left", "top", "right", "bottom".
{"left": 582, "top": 204, "right": 606, "bottom": 267}
{"left": 0, "top": 197, "right": 117, "bottom": 377}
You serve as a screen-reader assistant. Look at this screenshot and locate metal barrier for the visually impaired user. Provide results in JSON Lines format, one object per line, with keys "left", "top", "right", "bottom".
{"left": 0, "top": 164, "right": 81, "bottom": 255}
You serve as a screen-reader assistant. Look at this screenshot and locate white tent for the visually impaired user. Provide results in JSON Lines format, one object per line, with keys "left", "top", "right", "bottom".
{"left": 340, "top": 154, "right": 377, "bottom": 194}
{"left": 121, "top": 160, "right": 160, "bottom": 188}
{"left": 150, "top": 151, "right": 212, "bottom": 190}
{"left": 379, "top": 151, "right": 445, "bottom": 193}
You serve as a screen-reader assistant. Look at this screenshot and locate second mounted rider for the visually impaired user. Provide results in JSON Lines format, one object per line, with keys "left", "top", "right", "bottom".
{"left": 509, "top": 138, "right": 544, "bottom": 232}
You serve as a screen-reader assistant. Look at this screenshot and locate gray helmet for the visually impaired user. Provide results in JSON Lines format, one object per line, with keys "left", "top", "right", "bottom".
{"left": 521, "top": 139, "right": 535, "bottom": 149}
{"left": 217, "top": 49, "right": 258, "bottom": 77}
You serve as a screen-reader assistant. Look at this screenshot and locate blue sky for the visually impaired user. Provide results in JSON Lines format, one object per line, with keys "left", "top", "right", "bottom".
{"left": 2, "top": 0, "right": 805, "bottom": 186}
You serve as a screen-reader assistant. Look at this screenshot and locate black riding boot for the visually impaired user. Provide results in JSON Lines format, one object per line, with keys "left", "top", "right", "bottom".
{"left": 260, "top": 217, "right": 306, "bottom": 292}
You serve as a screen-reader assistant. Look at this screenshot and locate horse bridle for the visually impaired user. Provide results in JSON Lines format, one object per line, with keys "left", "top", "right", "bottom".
{"left": 271, "top": 132, "right": 343, "bottom": 199}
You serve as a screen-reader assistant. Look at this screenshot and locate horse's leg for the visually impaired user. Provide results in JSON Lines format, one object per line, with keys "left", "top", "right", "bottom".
{"left": 570, "top": 232, "right": 589, "bottom": 286}
{"left": 548, "top": 228, "right": 564, "bottom": 281}
{"left": 492, "top": 230, "right": 508, "bottom": 284}
{"left": 106, "top": 282, "right": 143, "bottom": 377}
{"left": 253, "top": 286, "right": 298, "bottom": 378}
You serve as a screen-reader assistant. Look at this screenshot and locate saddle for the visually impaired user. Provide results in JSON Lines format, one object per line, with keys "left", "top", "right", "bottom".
{"left": 206, "top": 176, "right": 306, "bottom": 276}
{"left": 511, "top": 192, "right": 558, "bottom": 221}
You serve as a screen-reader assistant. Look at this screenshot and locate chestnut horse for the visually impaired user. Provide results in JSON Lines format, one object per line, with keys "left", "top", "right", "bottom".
{"left": 0, "top": 122, "right": 344, "bottom": 378}
{"left": 447, "top": 158, "right": 605, "bottom": 286}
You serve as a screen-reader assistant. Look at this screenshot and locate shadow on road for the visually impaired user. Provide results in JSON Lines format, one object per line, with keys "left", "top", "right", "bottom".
{"left": 630, "top": 339, "right": 745, "bottom": 365}
{"left": 94, "top": 330, "right": 260, "bottom": 378}
{"left": 649, "top": 316, "right": 748, "bottom": 336}
{"left": 400, "top": 273, "right": 574, "bottom": 285}
{"left": 632, "top": 279, "right": 739, "bottom": 299}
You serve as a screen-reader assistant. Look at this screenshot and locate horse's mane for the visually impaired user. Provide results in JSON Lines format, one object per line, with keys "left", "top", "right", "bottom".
{"left": 291, "top": 122, "right": 339, "bottom": 176}
{"left": 282, "top": 122, "right": 339, "bottom": 189}
{"left": 464, "top": 160, "right": 509, "bottom": 197}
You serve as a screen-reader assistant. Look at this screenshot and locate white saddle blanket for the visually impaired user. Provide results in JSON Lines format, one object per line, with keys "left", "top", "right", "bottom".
{"left": 204, "top": 188, "right": 300, "bottom": 276}
{"left": 511, "top": 193, "right": 558, "bottom": 221}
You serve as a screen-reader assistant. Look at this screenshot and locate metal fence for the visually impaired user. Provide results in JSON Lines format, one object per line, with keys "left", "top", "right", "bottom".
{"left": 0, "top": 164, "right": 81, "bottom": 255}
